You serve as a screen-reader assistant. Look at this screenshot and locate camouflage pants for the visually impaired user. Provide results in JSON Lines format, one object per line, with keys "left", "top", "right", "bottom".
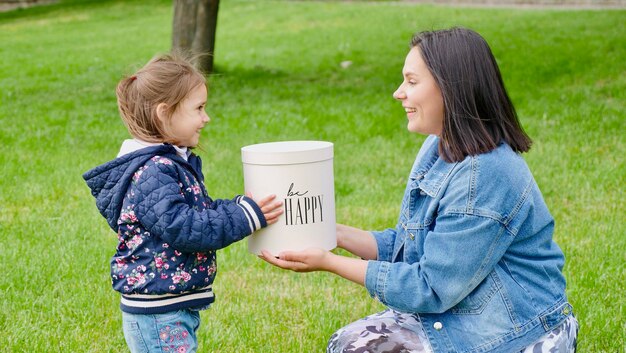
{"left": 327, "top": 309, "right": 578, "bottom": 353}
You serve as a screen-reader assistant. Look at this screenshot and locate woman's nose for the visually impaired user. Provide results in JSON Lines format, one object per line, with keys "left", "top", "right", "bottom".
{"left": 393, "top": 86, "right": 405, "bottom": 100}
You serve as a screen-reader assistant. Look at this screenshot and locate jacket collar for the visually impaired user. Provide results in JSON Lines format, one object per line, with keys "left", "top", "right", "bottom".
{"left": 409, "top": 136, "right": 458, "bottom": 198}
{"left": 118, "top": 139, "right": 190, "bottom": 161}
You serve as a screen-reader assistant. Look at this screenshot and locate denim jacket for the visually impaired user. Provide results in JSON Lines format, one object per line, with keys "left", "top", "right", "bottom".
{"left": 365, "top": 135, "right": 573, "bottom": 353}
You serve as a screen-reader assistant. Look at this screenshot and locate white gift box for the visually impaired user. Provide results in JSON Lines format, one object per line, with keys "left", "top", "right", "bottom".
{"left": 241, "top": 141, "right": 337, "bottom": 255}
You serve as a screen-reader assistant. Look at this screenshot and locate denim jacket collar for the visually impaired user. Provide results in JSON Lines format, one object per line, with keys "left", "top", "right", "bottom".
{"left": 409, "top": 136, "right": 458, "bottom": 198}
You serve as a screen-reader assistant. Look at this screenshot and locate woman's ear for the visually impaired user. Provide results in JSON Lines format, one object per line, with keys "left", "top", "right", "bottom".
{"left": 156, "top": 103, "right": 169, "bottom": 123}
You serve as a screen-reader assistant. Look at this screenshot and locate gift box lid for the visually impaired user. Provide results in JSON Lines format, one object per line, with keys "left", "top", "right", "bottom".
{"left": 241, "top": 141, "right": 333, "bottom": 165}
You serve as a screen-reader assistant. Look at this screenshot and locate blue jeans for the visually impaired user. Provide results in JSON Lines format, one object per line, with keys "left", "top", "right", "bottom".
{"left": 122, "top": 309, "right": 200, "bottom": 353}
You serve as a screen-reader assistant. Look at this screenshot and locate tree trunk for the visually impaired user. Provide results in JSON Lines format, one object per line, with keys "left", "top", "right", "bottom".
{"left": 172, "top": 0, "right": 220, "bottom": 73}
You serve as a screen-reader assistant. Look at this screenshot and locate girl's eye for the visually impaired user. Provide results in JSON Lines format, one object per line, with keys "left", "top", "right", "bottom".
{"left": 408, "top": 80, "right": 417, "bottom": 85}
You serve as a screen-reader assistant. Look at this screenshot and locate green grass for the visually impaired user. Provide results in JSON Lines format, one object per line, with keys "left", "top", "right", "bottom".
{"left": 1, "top": 0, "right": 624, "bottom": 351}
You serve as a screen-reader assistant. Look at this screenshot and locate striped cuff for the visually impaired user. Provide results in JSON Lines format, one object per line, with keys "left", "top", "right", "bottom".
{"left": 236, "top": 195, "right": 267, "bottom": 232}
{"left": 120, "top": 285, "right": 214, "bottom": 314}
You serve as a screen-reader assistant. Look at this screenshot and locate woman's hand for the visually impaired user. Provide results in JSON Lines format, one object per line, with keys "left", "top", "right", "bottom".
{"left": 259, "top": 248, "right": 369, "bottom": 286}
{"left": 249, "top": 193, "right": 283, "bottom": 225}
{"left": 259, "top": 248, "right": 330, "bottom": 272}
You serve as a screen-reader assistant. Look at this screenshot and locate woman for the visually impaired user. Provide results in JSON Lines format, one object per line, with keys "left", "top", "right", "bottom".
{"left": 260, "top": 27, "right": 578, "bottom": 353}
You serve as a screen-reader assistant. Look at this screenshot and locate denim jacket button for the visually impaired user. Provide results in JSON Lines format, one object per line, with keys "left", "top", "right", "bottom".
{"left": 433, "top": 322, "right": 443, "bottom": 330}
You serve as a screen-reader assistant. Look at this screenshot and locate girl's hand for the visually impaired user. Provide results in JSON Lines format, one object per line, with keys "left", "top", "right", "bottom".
{"left": 249, "top": 193, "right": 283, "bottom": 225}
{"left": 259, "top": 248, "right": 330, "bottom": 272}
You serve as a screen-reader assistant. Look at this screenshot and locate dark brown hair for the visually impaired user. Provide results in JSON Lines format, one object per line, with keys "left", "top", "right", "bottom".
{"left": 411, "top": 27, "right": 532, "bottom": 162}
{"left": 116, "top": 53, "right": 206, "bottom": 144}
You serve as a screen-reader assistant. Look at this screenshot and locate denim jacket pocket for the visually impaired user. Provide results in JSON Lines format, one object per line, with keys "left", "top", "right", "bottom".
{"left": 451, "top": 272, "right": 502, "bottom": 315}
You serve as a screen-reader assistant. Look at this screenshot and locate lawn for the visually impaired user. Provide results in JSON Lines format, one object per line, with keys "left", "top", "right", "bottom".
{"left": 0, "top": 0, "right": 624, "bottom": 352}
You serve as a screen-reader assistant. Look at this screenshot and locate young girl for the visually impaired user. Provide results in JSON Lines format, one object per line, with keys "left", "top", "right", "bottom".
{"left": 261, "top": 28, "right": 578, "bottom": 353}
{"left": 83, "top": 54, "right": 283, "bottom": 353}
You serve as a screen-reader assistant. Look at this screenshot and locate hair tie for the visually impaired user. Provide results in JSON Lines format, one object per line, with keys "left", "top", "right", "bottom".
{"left": 130, "top": 75, "right": 137, "bottom": 81}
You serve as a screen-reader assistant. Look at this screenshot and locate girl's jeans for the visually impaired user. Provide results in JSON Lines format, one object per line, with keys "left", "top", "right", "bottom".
{"left": 122, "top": 309, "right": 200, "bottom": 353}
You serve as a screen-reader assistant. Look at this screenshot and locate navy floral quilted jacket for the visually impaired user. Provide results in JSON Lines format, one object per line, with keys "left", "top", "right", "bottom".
{"left": 83, "top": 144, "right": 265, "bottom": 314}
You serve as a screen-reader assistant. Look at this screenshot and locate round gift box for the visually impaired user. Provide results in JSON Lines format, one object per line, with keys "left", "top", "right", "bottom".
{"left": 241, "top": 141, "right": 336, "bottom": 255}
